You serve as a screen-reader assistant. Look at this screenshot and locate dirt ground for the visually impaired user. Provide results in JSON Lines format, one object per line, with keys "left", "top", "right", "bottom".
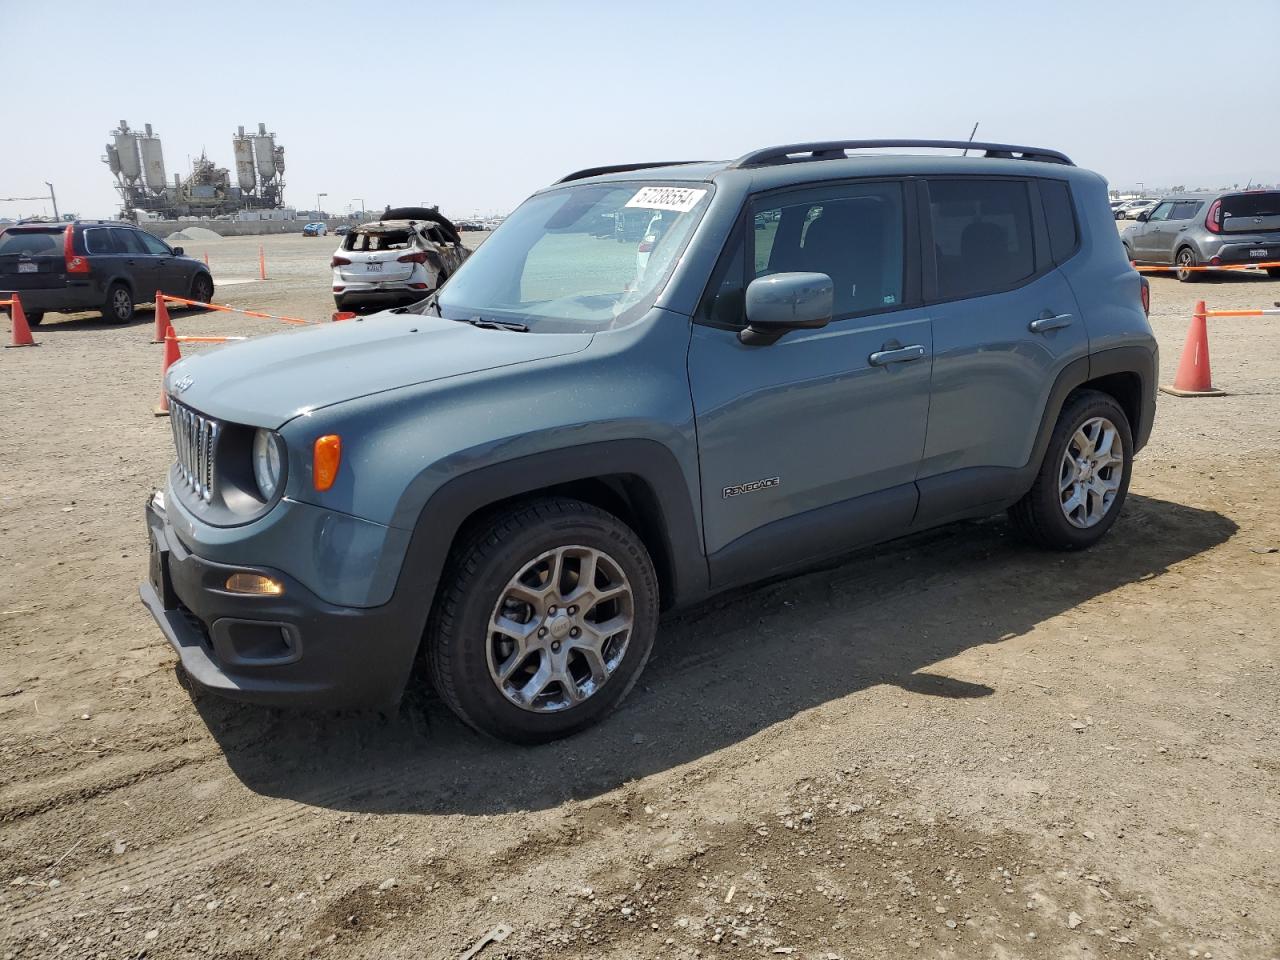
{"left": 1, "top": 229, "right": 1278, "bottom": 960}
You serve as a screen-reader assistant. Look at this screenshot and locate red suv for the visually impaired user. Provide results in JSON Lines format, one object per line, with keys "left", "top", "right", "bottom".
{"left": 0, "top": 220, "right": 213, "bottom": 325}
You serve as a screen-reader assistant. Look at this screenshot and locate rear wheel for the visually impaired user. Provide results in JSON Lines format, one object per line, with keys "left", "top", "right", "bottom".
{"left": 1008, "top": 389, "right": 1133, "bottom": 550}
{"left": 102, "top": 283, "right": 134, "bottom": 323}
{"left": 427, "top": 498, "right": 659, "bottom": 743}
{"left": 24, "top": 311, "right": 45, "bottom": 326}
{"left": 189, "top": 273, "right": 214, "bottom": 306}
{"left": 1175, "top": 247, "right": 1201, "bottom": 283}
{"left": 1267, "top": 267, "right": 1280, "bottom": 279}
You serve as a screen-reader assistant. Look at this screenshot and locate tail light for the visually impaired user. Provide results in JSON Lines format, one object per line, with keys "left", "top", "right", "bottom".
{"left": 64, "top": 226, "right": 89, "bottom": 274}
{"left": 1204, "top": 199, "right": 1222, "bottom": 234}
{"left": 1140, "top": 277, "right": 1150, "bottom": 317}
{"left": 637, "top": 237, "right": 655, "bottom": 254}
{"left": 397, "top": 250, "right": 429, "bottom": 264}
{"left": 331, "top": 255, "right": 351, "bottom": 267}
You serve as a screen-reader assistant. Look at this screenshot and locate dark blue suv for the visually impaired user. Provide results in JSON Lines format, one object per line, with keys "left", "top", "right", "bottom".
{"left": 0, "top": 220, "right": 213, "bottom": 325}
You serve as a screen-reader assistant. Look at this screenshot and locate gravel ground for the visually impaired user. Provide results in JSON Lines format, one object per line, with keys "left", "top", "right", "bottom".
{"left": 1, "top": 230, "right": 1278, "bottom": 960}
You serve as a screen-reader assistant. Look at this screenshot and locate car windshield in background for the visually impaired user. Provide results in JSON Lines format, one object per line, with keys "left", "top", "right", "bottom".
{"left": 1222, "top": 192, "right": 1280, "bottom": 232}
{"left": 434, "top": 181, "right": 712, "bottom": 332}
{"left": 0, "top": 228, "right": 64, "bottom": 256}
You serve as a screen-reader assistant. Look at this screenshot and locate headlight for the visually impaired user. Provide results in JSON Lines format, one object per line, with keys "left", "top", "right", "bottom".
{"left": 252, "top": 429, "right": 283, "bottom": 501}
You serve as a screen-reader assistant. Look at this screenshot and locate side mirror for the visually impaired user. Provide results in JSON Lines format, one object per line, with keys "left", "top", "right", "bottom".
{"left": 172, "top": 246, "right": 185, "bottom": 256}
{"left": 739, "top": 272, "right": 834, "bottom": 346}
{"left": 1135, "top": 212, "right": 1149, "bottom": 223}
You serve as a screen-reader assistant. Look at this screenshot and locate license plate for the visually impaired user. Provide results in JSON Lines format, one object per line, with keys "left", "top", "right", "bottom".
{"left": 366, "top": 262, "right": 383, "bottom": 273}
{"left": 18, "top": 262, "right": 37, "bottom": 273}
{"left": 1249, "top": 249, "right": 1268, "bottom": 258}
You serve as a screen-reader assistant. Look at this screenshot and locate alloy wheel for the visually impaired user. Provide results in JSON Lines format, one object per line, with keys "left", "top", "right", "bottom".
{"left": 1058, "top": 416, "right": 1124, "bottom": 528}
{"left": 486, "top": 545, "right": 634, "bottom": 713}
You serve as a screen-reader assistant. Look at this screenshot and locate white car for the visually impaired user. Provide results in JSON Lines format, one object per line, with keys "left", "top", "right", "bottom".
{"left": 331, "top": 210, "right": 470, "bottom": 311}
{"left": 1117, "top": 199, "right": 1159, "bottom": 220}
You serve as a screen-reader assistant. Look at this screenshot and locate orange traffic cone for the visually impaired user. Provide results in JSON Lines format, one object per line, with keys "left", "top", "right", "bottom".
{"left": 151, "top": 292, "right": 173, "bottom": 343}
{"left": 154, "top": 332, "right": 183, "bottom": 417}
{"left": 259, "top": 245, "right": 267, "bottom": 280}
{"left": 331, "top": 311, "right": 356, "bottom": 322}
{"left": 203, "top": 251, "right": 209, "bottom": 266}
{"left": 1160, "top": 300, "right": 1226, "bottom": 397}
{"left": 3, "top": 293, "right": 38, "bottom": 348}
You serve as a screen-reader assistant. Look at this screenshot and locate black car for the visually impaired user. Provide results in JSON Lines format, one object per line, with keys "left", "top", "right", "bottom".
{"left": 0, "top": 220, "right": 214, "bottom": 325}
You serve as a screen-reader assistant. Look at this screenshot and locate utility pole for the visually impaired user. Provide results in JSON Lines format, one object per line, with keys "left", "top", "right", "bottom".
{"left": 44, "top": 182, "right": 59, "bottom": 219}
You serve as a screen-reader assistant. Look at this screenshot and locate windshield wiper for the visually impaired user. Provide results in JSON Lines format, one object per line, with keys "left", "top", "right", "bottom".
{"left": 454, "top": 316, "right": 529, "bottom": 332}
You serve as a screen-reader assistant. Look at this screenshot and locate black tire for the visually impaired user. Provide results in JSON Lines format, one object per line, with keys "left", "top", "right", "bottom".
{"left": 1175, "top": 246, "right": 1201, "bottom": 283}
{"left": 427, "top": 497, "right": 659, "bottom": 743}
{"left": 1121, "top": 243, "right": 1134, "bottom": 264}
{"left": 24, "top": 311, "right": 44, "bottom": 326}
{"left": 1266, "top": 267, "right": 1280, "bottom": 279}
{"left": 189, "top": 272, "right": 214, "bottom": 306}
{"left": 102, "top": 282, "right": 134, "bottom": 323}
{"left": 1007, "top": 389, "right": 1134, "bottom": 551}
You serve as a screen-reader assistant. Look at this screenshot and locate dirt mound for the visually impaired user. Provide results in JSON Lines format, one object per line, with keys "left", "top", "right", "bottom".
{"left": 164, "top": 226, "right": 222, "bottom": 243}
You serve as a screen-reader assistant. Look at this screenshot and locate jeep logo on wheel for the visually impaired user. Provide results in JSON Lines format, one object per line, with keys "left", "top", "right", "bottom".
{"left": 723, "top": 476, "right": 780, "bottom": 499}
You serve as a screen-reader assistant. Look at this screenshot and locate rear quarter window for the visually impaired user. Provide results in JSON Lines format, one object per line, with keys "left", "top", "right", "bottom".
{"left": 1039, "top": 180, "right": 1078, "bottom": 263}
{"left": 83, "top": 228, "right": 120, "bottom": 254}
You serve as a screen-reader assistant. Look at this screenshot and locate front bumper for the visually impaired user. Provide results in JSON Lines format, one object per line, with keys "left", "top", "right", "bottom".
{"left": 140, "top": 492, "right": 422, "bottom": 707}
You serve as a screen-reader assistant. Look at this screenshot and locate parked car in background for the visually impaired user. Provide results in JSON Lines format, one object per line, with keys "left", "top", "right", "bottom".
{"left": 302, "top": 222, "right": 328, "bottom": 237}
{"left": 142, "top": 138, "right": 1156, "bottom": 743}
{"left": 334, "top": 225, "right": 351, "bottom": 236}
{"left": 1122, "top": 189, "right": 1280, "bottom": 281}
{"left": 331, "top": 208, "right": 469, "bottom": 310}
{"left": 0, "top": 220, "right": 213, "bottom": 324}
{"left": 1117, "top": 198, "right": 1159, "bottom": 220}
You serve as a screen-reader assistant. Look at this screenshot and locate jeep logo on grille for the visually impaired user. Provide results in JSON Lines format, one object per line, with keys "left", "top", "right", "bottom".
{"left": 723, "top": 476, "right": 780, "bottom": 499}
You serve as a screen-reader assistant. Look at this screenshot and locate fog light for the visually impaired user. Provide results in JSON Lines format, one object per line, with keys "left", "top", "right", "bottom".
{"left": 224, "top": 573, "right": 284, "bottom": 596}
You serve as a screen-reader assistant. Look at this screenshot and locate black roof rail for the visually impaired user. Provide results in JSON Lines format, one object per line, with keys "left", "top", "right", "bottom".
{"left": 555, "top": 160, "right": 702, "bottom": 184}
{"left": 730, "top": 139, "right": 1074, "bottom": 169}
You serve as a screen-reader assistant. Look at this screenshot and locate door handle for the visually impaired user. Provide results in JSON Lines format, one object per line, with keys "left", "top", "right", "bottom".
{"left": 868, "top": 344, "right": 926, "bottom": 366}
{"left": 1029, "top": 313, "right": 1073, "bottom": 333}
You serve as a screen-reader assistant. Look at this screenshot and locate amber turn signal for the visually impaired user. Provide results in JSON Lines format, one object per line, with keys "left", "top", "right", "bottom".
{"left": 224, "top": 573, "right": 284, "bottom": 595}
{"left": 313, "top": 434, "right": 342, "bottom": 491}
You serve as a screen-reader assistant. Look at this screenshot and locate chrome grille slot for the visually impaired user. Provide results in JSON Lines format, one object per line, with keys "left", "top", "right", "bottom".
{"left": 169, "top": 401, "right": 219, "bottom": 502}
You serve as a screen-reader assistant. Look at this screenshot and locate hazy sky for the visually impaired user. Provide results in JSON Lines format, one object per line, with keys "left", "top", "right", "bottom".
{"left": 3, "top": 0, "right": 1278, "bottom": 220}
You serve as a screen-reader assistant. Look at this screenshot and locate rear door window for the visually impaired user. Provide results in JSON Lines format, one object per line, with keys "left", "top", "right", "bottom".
{"left": 111, "top": 228, "right": 148, "bottom": 254}
{"left": 928, "top": 179, "right": 1036, "bottom": 299}
{"left": 83, "top": 227, "right": 120, "bottom": 254}
{"left": 1170, "top": 200, "right": 1203, "bottom": 220}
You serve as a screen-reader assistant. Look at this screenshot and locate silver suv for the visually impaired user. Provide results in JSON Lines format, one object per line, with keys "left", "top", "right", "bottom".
{"left": 1123, "top": 189, "right": 1280, "bottom": 281}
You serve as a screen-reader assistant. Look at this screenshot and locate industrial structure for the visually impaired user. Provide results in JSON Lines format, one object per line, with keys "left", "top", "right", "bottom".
{"left": 103, "top": 121, "right": 287, "bottom": 221}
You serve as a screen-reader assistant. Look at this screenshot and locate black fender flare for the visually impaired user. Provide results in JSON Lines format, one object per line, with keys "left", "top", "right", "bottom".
{"left": 387, "top": 439, "right": 709, "bottom": 630}
{"left": 1023, "top": 345, "right": 1157, "bottom": 486}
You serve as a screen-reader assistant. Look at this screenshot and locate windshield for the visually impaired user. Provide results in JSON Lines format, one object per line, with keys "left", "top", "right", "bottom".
{"left": 434, "top": 181, "right": 712, "bottom": 332}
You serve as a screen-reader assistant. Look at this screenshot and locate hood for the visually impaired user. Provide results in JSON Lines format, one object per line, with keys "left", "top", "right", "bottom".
{"left": 167, "top": 313, "right": 593, "bottom": 428}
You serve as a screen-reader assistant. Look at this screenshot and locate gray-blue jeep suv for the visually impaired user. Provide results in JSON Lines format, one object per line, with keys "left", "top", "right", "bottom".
{"left": 1122, "top": 188, "right": 1280, "bottom": 281}
{"left": 141, "top": 139, "right": 1158, "bottom": 743}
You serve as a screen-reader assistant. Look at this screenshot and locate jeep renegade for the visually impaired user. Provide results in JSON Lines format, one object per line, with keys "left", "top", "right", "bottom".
{"left": 141, "top": 139, "right": 1157, "bottom": 743}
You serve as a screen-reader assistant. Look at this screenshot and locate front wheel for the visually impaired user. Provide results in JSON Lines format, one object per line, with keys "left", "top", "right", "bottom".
{"left": 1008, "top": 389, "right": 1133, "bottom": 550}
{"left": 1266, "top": 267, "right": 1280, "bottom": 279}
{"left": 190, "top": 273, "right": 214, "bottom": 306}
{"left": 427, "top": 498, "right": 659, "bottom": 743}
{"left": 24, "top": 311, "right": 45, "bottom": 326}
{"left": 1175, "top": 247, "right": 1201, "bottom": 283}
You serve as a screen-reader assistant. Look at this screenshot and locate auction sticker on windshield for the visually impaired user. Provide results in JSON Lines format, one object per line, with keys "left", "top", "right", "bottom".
{"left": 626, "top": 186, "right": 707, "bottom": 213}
